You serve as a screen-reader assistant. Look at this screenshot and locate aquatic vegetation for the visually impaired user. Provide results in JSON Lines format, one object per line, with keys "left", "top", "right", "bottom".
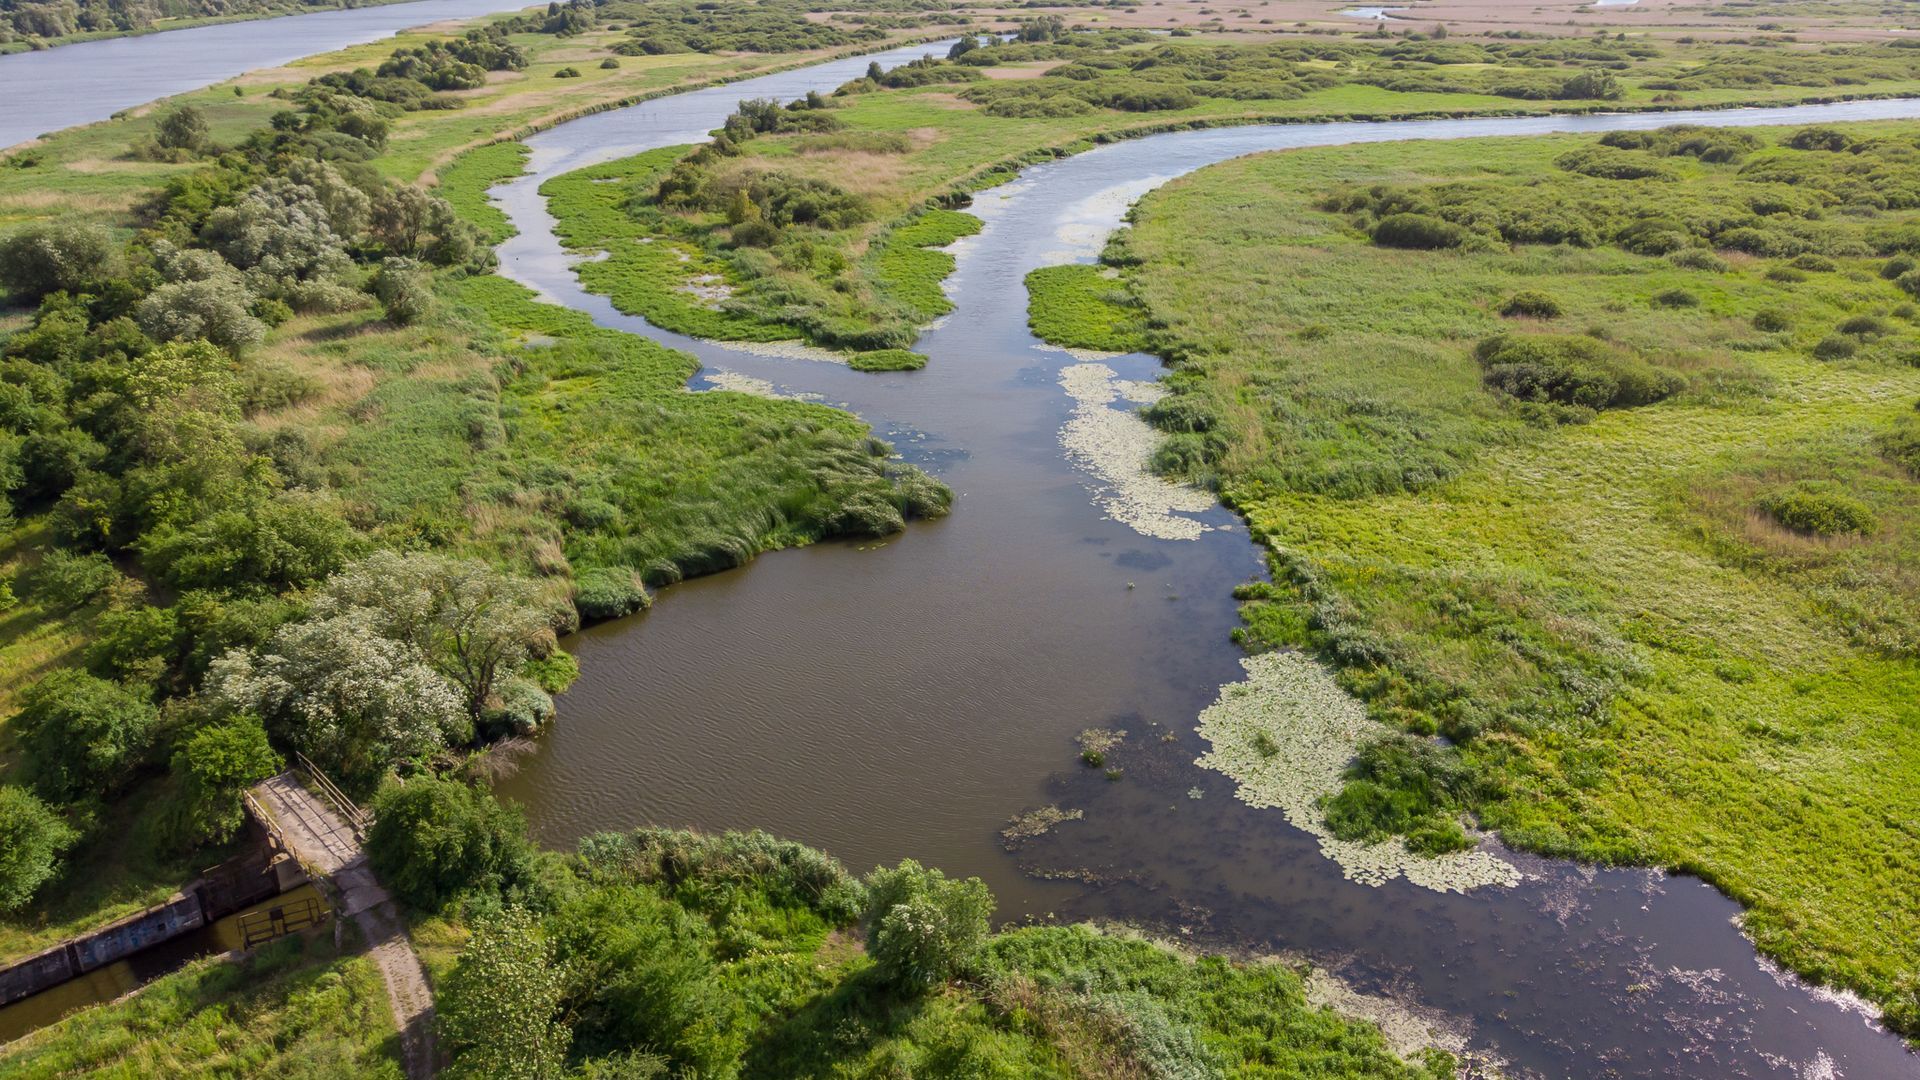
{"left": 1024, "top": 264, "right": 1151, "bottom": 354}
{"left": 1194, "top": 652, "right": 1520, "bottom": 893}
{"left": 1058, "top": 361, "right": 1216, "bottom": 541}
{"left": 1120, "top": 126, "right": 1920, "bottom": 1027}
{"left": 1001, "top": 805, "right": 1084, "bottom": 847}
{"left": 846, "top": 348, "right": 925, "bottom": 372}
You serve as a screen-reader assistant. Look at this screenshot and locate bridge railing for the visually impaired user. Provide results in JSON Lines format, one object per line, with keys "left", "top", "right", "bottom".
{"left": 238, "top": 895, "right": 330, "bottom": 950}
{"left": 294, "top": 752, "right": 372, "bottom": 837}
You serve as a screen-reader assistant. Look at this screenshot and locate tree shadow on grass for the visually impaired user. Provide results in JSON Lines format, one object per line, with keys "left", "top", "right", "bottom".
{"left": 741, "top": 965, "right": 932, "bottom": 1078}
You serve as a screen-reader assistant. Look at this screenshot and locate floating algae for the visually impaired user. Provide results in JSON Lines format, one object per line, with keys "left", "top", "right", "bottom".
{"left": 1058, "top": 362, "right": 1215, "bottom": 542}
{"left": 696, "top": 371, "right": 822, "bottom": 402}
{"left": 1194, "top": 652, "right": 1520, "bottom": 893}
{"left": 1002, "top": 805, "right": 1085, "bottom": 848}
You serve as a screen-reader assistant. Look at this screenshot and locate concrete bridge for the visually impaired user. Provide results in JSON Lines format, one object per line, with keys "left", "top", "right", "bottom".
{"left": 249, "top": 767, "right": 436, "bottom": 1079}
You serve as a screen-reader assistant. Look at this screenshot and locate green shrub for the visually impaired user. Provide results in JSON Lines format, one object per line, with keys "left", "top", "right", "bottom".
{"left": 1651, "top": 288, "right": 1699, "bottom": 309}
{"left": 1790, "top": 253, "right": 1836, "bottom": 272}
{"left": 365, "top": 777, "right": 537, "bottom": 911}
{"left": 599, "top": 57, "right": 620, "bottom": 69}
{"left": 575, "top": 826, "right": 865, "bottom": 924}
{"left": 1760, "top": 487, "right": 1876, "bottom": 536}
{"left": 1785, "top": 126, "right": 1855, "bottom": 152}
{"left": 1475, "top": 333, "right": 1682, "bottom": 411}
{"left": 22, "top": 548, "right": 122, "bottom": 608}
{"left": 1880, "top": 256, "right": 1916, "bottom": 281}
{"left": 166, "top": 714, "right": 281, "bottom": 849}
{"left": 0, "top": 218, "right": 119, "bottom": 301}
{"left": 549, "top": 884, "right": 742, "bottom": 1075}
{"left": 573, "top": 565, "right": 651, "bottom": 621}
{"left": 1370, "top": 213, "right": 1469, "bottom": 250}
{"left": 1499, "top": 291, "right": 1562, "bottom": 319}
{"left": 554, "top": 66, "right": 582, "bottom": 78}
{"left": 479, "top": 676, "right": 555, "bottom": 739}
{"left": 1668, "top": 249, "right": 1728, "bottom": 272}
{"left": 1897, "top": 269, "right": 1920, "bottom": 298}
{"left": 372, "top": 256, "right": 435, "bottom": 326}
{"left": 1875, "top": 413, "right": 1920, "bottom": 476}
{"left": 0, "top": 786, "right": 77, "bottom": 912}
{"left": 863, "top": 859, "right": 994, "bottom": 991}
{"left": 1837, "top": 314, "right": 1888, "bottom": 338}
{"left": 14, "top": 669, "right": 159, "bottom": 801}
{"left": 1751, "top": 309, "right": 1790, "bottom": 332}
{"left": 440, "top": 908, "right": 570, "bottom": 1080}
{"left": 1554, "top": 146, "right": 1671, "bottom": 181}
{"left": 1557, "top": 69, "right": 1621, "bottom": 100}
{"left": 1812, "top": 334, "right": 1858, "bottom": 360}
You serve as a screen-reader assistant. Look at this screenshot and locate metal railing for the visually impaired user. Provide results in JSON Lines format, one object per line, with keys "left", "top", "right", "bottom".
{"left": 294, "top": 752, "right": 371, "bottom": 837}
{"left": 237, "top": 895, "right": 329, "bottom": 950}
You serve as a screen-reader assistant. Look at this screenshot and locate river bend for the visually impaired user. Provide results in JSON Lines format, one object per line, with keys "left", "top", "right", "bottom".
{"left": 494, "top": 56, "right": 1920, "bottom": 1079}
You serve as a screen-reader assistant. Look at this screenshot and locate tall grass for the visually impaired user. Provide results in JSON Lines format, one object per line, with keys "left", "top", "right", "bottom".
{"left": 1096, "top": 124, "right": 1920, "bottom": 1033}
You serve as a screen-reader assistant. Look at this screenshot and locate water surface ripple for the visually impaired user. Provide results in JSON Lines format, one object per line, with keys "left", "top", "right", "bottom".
{"left": 489, "top": 60, "right": 1920, "bottom": 1078}
{"left": 0, "top": 0, "right": 537, "bottom": 148}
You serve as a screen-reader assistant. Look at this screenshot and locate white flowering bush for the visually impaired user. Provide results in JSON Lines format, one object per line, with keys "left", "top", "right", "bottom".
{"left": 208, "top": 608, "right": 464, "bottom": 781}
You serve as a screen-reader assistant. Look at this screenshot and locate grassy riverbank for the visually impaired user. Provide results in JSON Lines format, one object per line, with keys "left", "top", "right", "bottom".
{"left": 0, "top": 930, "right": 400, "bottom": 1077}
{"left": 0, "top": 1, "right": 945, "bottom": 972}
{"left": 0, "top": 0, "right": 429, "bottom": 55}
{"left": 538, "top": 30, "right": 1920, "bottom": 355}
{"left": 1038, "top": 122, "right": 1920, "bottom": 1033}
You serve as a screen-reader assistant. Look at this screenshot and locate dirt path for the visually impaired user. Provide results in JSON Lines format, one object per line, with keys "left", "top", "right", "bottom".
{"left": 251, "top": 772, "right": 436, "bottom": 1079}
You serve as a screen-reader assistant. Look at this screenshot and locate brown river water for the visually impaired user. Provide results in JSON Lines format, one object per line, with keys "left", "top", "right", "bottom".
{"left": 487, "top": 54, "right": 1920, "bottom": 1076}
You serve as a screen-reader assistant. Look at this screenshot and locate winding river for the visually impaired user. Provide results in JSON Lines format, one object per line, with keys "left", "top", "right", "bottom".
{"left": 0, "top": 0, "right": 539, "bottom": 148}
{"left": 487, "top": 45, "right": 1920, "bottom": 1079}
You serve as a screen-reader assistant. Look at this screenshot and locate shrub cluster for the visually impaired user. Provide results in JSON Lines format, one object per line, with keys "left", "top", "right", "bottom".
{"left": 1474, "top": 333, "right": 1684, "bottom": 413}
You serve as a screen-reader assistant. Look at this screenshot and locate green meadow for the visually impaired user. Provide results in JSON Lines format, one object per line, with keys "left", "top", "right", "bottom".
{"left": 1038, "top": 124, "right": 1920, "bottom": 1032}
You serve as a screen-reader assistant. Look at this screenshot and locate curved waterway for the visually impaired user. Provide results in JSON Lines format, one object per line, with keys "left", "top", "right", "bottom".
{"left": 487, "top": 50, "right": 1920, "bottom": 1077}
{"left": 0, "top": 0, "right": 538, "bottom": 149}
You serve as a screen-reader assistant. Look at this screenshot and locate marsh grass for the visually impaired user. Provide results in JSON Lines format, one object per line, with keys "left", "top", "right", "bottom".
{"left": 1024, "top": 264, "right": 1150, "bottom": 354}
{"left": 1103, "top": 125, "right": 1920, "bottom": 1030}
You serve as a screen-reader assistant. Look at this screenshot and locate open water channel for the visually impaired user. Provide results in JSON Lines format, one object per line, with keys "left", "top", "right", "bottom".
{"left": 6, "top": 13, "right": 1920, "bottom": 1071}
{"left": 486, "top": 42, "right": 1920, "bottom": 1078}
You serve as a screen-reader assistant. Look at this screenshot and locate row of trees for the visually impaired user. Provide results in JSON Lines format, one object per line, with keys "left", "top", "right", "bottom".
{"left": 0, "top": 22, "right": 570, "bottom": 910}
{"left": 357, "top": 781, "right": 995, "bottom": 1079}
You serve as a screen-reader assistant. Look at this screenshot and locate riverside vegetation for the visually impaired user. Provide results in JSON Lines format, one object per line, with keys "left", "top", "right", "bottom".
{"left": 538, "top": 27, "right": 1920, "bottom": 357}
{"left": 0, "top": 0, "right": 952, "bottom": 1036}
{"left": 1026, "top": 124, "right": 1920, "bottom": 1033}
{"left": 0, "top": 4, "right": 1456, "bottom": 1074}
{"left": 4, "top": 0, "right": 1920, "bottom": 1069}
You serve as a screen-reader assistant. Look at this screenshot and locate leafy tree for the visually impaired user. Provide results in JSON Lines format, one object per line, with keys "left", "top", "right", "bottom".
{"left": 13, "top": 669, "right": 159, "bottom": 801}
{"left": 368, "top": 186, "right": 476, "bottom": 267}
{"left": 862, "top": 859, "right": 993, "bottom": 991}
{"left": 20, "top": 548, "right": 121, "bottom": 608}
{"left": 364, "top": 776, "right": 533, "bottom": 910}
{"left": 201, "top": 178, "right": 350, "bottom": 288}
{"left": 207, "top": 607, "right": 465, "bottom": 782}
{"left": 371, "top": 256, "right": 433, "bottom": 326}
{"left": 315, "top": 550, "right": 551, "bottom": 719}
{"left": 140, "top": 490, "right": 363, "bottom": 592}
{"left": 0, "top": 786, "right": 77, "bottom": 912}
{"left": 155, "top": 105, "right": 211, "bottom": 155}
{"left": 0, "top": 219, "right": 119, "bottom": 302}
{"left": 284, "top": 159, "right": 372, "bottom": 238}
{"left": 440, "top": 908, "right": 571, "bottom": 1080}
{"left": 166, "top": 713, "right": 280, "bottom": 849}
{"left": 1558, "top": 69, "right": 1622, "bottom": 100}
{"left": 135, "top": 278, "right": 267, "bottom": 352}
